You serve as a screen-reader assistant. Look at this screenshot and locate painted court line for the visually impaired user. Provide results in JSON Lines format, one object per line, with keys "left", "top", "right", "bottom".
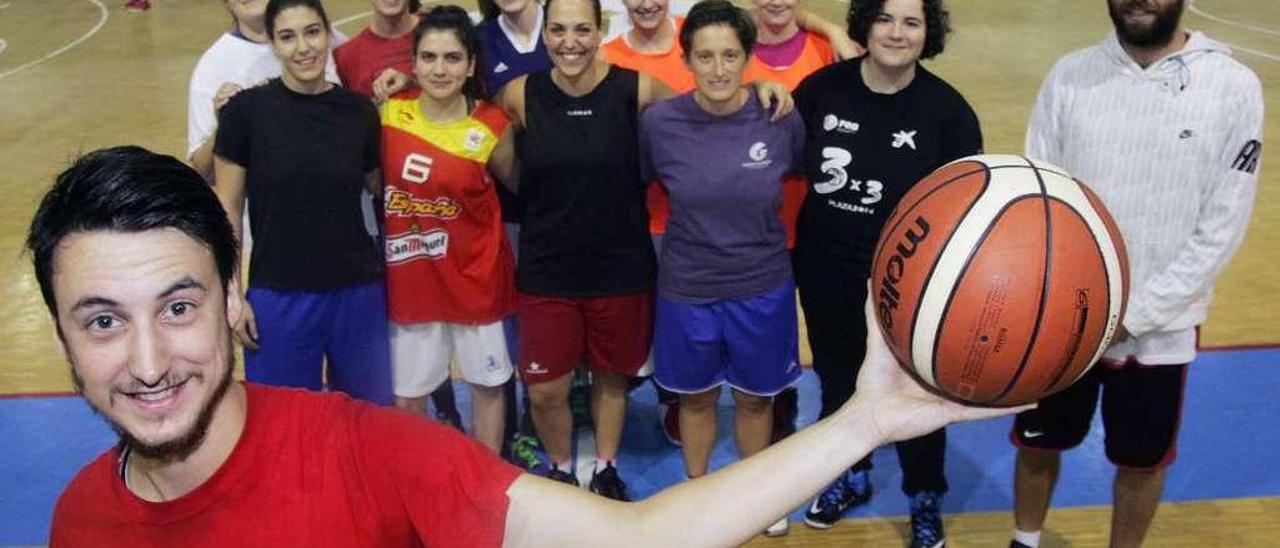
{"left": 333, "top": 10, "right": 372, "bottom": 29}
{"left": 0, "top": 0, "right": 108, "bottom": 82}
{"left": 1189, "top": 0, "right": 1280, "bottom": 37}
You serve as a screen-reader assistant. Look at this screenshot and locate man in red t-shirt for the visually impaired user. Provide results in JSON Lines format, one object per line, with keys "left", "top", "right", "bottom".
{"left": 334, "top": 0, "right": 421, "bottom": 98}
{"left": 34, "top": 146, "right": 1015, "bottom": 546}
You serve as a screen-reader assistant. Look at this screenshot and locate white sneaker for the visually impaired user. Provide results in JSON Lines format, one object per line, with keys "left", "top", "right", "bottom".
{"left": 765, "top": 516, "right": 790, "bottom": 537}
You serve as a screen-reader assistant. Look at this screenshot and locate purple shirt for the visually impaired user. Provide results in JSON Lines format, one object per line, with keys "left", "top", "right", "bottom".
{"left": 640, "top": 93, "right": 805, "bottom": 302}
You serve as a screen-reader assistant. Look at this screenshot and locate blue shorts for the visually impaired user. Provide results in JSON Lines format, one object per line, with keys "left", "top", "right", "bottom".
{"left": 654, "top": 280, "right": 801, "bottom": 396}
{"left": 244, "top": 282, "right": 393, "bottom": 405}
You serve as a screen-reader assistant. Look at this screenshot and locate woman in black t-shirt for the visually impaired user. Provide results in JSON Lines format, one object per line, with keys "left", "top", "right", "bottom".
{"left": 488, "top": 0, "right": 792, "bottom": 500}
{"left": 791, "top": 0, "right": 982, "bottom": 541}
{"left": 213, "top": 0, "right": 392, "bottom": 406}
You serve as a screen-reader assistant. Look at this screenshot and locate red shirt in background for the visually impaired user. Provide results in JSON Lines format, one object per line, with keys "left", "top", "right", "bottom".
{"left": 335, "top": 27, "right": 416, "bottom": 98}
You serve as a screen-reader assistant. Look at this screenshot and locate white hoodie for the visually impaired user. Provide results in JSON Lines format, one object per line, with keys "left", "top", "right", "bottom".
{"left": 1026, "top": 30, "right": 1264, "bottom": 364}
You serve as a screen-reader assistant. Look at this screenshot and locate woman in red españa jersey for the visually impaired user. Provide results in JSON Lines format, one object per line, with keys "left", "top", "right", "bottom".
{"left": 380, "top": 5, "right": 519, "bottom": 453}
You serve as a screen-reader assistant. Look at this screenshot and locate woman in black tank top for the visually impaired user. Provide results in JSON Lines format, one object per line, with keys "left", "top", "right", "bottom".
{"left": 488, "top": 0, "right": 793, "bottom": 499}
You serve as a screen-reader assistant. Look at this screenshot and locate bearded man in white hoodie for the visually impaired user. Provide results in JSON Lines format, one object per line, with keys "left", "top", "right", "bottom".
{"left": 1007, "top": 2, "right": 1264, "bottom": 548}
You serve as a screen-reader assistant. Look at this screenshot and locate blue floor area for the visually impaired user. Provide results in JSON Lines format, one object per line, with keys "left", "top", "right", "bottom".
{"left": 1, "top": 347, "right": 1276, "bottom": 545}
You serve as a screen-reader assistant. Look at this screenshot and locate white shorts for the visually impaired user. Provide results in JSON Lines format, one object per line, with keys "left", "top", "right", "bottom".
{"left": 391, "top": 320, "right": 514, "bottom": 398}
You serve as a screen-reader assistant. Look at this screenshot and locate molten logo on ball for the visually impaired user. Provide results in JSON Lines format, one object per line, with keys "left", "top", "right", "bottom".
{"left": 871, "top": 154, "right": 1129, "bottom": 407}
{"left": 877, "top": 215, "right": 931, "bottom": 333}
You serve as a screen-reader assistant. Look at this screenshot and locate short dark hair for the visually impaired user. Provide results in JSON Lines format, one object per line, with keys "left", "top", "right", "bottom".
{"left": 265, "top": 0, "right": 332, "bottom": 39}
{"left": 544, "top": 0, "right": 601, "bottom": 29}
{"left": 414, "top": 5, "right": 487, "bottom": 98}
{"left": 847, "top": 0, "right": 949, "bottom": 60}
{"left": 680, "top": 0, "right": 756, "bottom": 59}
{"left": 26, "top": 146, "right": 239, "bottom": 318}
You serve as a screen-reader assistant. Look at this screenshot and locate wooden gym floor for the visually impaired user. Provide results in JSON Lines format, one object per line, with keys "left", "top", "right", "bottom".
{"left": 0, "top": 0, "right": 1276, "bottom": 545}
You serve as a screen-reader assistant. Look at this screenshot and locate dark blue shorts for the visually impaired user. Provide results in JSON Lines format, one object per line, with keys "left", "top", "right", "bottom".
{"left": 244, "top": 282, "right": 393, "bottom": 405}
{"left": 653, "top": 280, "right": 801, "bottom": 396}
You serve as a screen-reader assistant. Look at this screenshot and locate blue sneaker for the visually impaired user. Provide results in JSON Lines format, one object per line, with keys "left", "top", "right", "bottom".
{"left": 803, "top": 469, "right": 872, "bottom": 529}
{"left": 909, "top": 491, "right": 946, "bottom": 548}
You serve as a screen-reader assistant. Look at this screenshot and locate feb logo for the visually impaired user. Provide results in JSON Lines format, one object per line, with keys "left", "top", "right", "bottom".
{"left": 386, "top": 230, "right": 449, "bottom": 264}
{"left": 464, "top": 128, "right": 487, "bottom": 152}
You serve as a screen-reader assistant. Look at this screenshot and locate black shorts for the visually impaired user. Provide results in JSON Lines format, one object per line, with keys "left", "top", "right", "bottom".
{"left": 1010, "top": 359, "right": 1188, "bottom": 470}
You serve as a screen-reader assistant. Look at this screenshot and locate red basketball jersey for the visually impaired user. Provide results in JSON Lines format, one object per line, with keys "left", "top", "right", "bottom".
{"left": 381, "top": 92, "right": 515, "bottom": 324}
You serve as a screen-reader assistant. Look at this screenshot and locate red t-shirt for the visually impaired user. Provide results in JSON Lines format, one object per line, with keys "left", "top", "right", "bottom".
{"left": 50, "top": 384, "right": 522, "bottom": 547}
{"left": 334, "top": 27, "right": 416, "bottom": 98}
{"left": 745, "top": 31, "right": 834, "bottom": 248}
{"left": 380, "top": 92, "right": 516, "bottom": 324}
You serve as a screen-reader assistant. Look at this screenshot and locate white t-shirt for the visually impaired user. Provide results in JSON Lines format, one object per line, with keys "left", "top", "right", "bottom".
{"left": 187, "top": 30, "right": 345, "bottom": 158}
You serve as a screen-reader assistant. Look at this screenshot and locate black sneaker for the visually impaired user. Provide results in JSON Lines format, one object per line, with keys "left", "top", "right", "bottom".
{"left": 909, "top": 491, "right": 945, "bottom": 548}
{"left": 588, "top": 463, "right": 631, "bottom": 502}
{"left": 804, "top": 469, "right": 872, "bottom": 529}
{"left": 545, "top": 468, "right": 578, "bottom": 487}
{"left": 1009, "top": 541, "right": 1034, "bottom": 548}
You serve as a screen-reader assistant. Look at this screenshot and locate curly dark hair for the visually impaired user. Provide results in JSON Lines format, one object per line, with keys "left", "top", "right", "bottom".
{"left": 847, "top": 0, "right": 950, "bottom": 60}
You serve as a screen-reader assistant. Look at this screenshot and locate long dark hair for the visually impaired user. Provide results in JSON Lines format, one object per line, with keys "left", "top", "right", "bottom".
{"left": 265, "top": 0, "right": 332, "bottom": 38}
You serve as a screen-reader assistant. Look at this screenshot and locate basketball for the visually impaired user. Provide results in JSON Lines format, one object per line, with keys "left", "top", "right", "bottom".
{"left": 871, "top": 154, "right": 1130, "bottom": 407}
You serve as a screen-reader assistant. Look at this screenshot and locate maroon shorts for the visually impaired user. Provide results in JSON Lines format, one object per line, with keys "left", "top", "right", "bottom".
{"left": 517, "top": 291, "right": 654, "bottom": 384}
{"left": 1011, "top": 359, "right": 1189, "bottom": 470}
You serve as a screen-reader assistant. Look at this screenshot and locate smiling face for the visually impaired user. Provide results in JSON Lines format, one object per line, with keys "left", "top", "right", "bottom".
{"left": 52, "top": 229, "right": 241, "bottom": 461}
{"left": 622, "top": 0, "right": 670, "bottom": 33}
{"left": 687, "top": 23, "right": 748, "bottom": 106}
{"left": 751, "top": 0, "right": 797, "bottom": 31}
{"left": 270, "top": 5, "right": 331, "bottom": 88}
{"left": 543, "top": 0, "right": 602, "bottom": 78}
{"left": 865, "top": 0, "right": 926, "bottom": 72}
{"left": 414, "top": 29, "right": 476, "bottom": 103}
{"left": 369, "top": 0, "right": 411, "bottom": 18}
{"left": 496, "top": 0, "right": 530, "bottom": 16}
{"left": 1108, "top": 0, "right": 1184, "bottom": 48}
{"left": 225, "top": 0, "right": 268, "bottom": 27}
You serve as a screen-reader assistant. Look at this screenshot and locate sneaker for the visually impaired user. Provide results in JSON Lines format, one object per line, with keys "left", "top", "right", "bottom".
{"left": 588, "top": 463, "right": 631, "bottom": 502}
{"left": 508, "top": 433, "right": 550, "bottom": 475}
{"left": 123, "top": 0, "right": 150, "bottom": 11}
{"left": 909, "top": 491, "right": 946, "bottom": 548}
{"left": 658, "top": 402, "right": 682, "bottom": 446}
{"left": 764, "top": 516, "right": 790, "bottom": 537}
{"left": 545, "top": 467, "right": 578, "bottom": 487}
{"left": 1009, "top": 541, "right": 1033, "bottom": 548}
{"left": 803, "top": 469, "right": 872, "bottom": 529}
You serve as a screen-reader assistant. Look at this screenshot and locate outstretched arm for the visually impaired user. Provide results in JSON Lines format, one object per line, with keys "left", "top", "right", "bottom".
{"left": 502, "top": 292, "right": 1026, "bottom": 547}
{"left": 795, "top": 8, "right": 864, "bottom": 60}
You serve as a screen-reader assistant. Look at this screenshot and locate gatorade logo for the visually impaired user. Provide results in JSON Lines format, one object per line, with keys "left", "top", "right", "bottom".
{"left": 878, "top": 216, "right": 931, "bottom": 330}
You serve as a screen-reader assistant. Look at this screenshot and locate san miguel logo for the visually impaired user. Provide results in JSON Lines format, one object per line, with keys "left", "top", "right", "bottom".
{"left": 386, "top": 230, "right": 449, "bottom": 264}
{"left": 878, "top": 216, "right": 931, "bottom": 330}
{"left": 385, "top": 189, "right": 460, "bottom": 219}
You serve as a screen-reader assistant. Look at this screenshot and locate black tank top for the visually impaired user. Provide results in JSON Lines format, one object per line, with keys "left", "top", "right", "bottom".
{"left": 515, "top": 66, "right": 655, "bottom": 297}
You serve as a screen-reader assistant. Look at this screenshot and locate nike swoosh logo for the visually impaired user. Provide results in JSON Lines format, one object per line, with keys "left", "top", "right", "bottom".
{"left": 1023, "top": 430, "right": 1046, "bottom": 439}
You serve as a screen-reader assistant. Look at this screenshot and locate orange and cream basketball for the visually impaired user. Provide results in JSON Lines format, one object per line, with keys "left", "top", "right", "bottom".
{"left": 871, "top": 154, "right": 1130, "bottom": 407}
